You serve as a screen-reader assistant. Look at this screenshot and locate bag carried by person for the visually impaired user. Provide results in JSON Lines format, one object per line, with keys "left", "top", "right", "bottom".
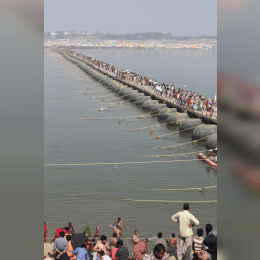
{"left": 198, "top": 250, "right": 209, "bottom": 260}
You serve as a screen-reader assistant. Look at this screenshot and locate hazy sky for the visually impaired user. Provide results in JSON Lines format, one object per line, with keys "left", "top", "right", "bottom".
{"left": 44, "top": 0, "right": 217, "bottom": 36}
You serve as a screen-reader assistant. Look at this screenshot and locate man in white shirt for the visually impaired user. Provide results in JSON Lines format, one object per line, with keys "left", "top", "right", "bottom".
{"left": 171, "top": 203, "right": 199, "bottom": 260}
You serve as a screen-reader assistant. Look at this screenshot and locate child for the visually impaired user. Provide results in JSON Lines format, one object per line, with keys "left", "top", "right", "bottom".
{"left": 192, "top": 229, "right": 206, "bottom": 260}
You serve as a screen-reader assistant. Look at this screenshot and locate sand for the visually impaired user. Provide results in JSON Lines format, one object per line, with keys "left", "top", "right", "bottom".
{"left": 44, "top": 242, "right": 54, "bottom": 258}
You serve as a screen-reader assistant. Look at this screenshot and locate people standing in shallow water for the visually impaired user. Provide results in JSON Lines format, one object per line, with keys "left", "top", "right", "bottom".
{"left": 110, "top": 218, "right": 123, "bottom": 229}
{"left": 68, "top": 222, "right": 75, "bottom": 235}
{"left": 133, "top": 230, "right": 140, "bottom": 244}
{"left": 170, "top": 233, "right": 178, "bottom": 247}
{"left": 114, "top": 225, "right": 121, "bottom": 238}
{"left": 94, "top": 227, "right": 101, "bottom": 240}
{"left": 167, "top": 234, "right": 178, "bottom": 257}
{"left": 155, "top": 232, "right": 167, "bottom": 251}
{"left": 110, "top": 233, "right": 117, "bottom": 248}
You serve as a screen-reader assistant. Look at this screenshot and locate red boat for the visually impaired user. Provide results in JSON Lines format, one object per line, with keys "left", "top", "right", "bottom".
{"left": 198, "top": 153, "right": 217, "bottom": 169}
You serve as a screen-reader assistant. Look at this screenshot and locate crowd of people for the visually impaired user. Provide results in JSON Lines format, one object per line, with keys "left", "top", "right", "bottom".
{"left": 66, "top": 49, "right": 217, "bottom": 116}
{"left": 45, "top": 204, "right": 217, "bottom": 260}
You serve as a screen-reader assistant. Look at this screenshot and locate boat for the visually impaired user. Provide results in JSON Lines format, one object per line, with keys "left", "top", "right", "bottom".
{"left": 198, "top": 153, "right": 217, "bottom": 169}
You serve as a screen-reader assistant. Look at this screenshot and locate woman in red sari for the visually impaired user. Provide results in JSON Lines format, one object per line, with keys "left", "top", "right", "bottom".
{"left": 51, "top": 228, "right": 68, "bottom": 243}
{"left": 44, "top": 221, "right": 48, "bottom": 243}
{"left": 132, "top": 239, "right": 148, "bottom": 260}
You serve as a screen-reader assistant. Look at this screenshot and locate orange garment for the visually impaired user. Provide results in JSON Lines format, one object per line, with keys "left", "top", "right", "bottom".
{"left": 67, "top": 240, "right": 77, "bottom": 260}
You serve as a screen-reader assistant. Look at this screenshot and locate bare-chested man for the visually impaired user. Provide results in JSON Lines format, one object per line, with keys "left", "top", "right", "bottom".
{"left": 93, "top": 235, "right": 111, "bottom": 255}
{"left": 114, "top": 225, "right": 121, "bottom": 238}
{"left": 111, "top": 218, "right": 123, "bottom": 229}
{"left": 170, "top": 233, "right": 178, "bottom": 247}
{"left": 94, "top": 226, "right": 100, "bottom": 240}
{"left": 110, "top": 233, "right": 118, "bottom": 247}
{"left": 132, "top": 230, "right": 140, "bottom": 244}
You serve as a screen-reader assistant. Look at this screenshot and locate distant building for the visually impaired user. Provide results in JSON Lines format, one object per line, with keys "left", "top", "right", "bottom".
{"left": 50, "top": 32, "right": 57, "bottom": 38}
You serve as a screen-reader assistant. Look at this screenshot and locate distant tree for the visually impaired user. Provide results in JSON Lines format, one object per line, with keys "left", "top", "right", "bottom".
{"left": 55, "top": 31, "right": 65, "bottom": 39}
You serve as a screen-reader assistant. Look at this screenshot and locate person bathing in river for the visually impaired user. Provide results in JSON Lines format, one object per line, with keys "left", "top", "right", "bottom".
{"left": 68, "top": 222, "right": 75, "bottom": 235}
{"left": 170, "top": 233, "right": 178, "bottom": 247}
{"left": 133, "top": 230, "right": 140, "bottom": 244}
{"left": 94, "top": 227, "right": 101, "bottom": 240}
{"left": 110, "top": 218, "right": 123, "bottom": 229}
{"left": 110, "top": 233, "right": 117, "bottom": 248}
{"left": 155, "top": 232, "right": 167, "bottom": 251}
{"left": 114, "top": 225, "right": 121, "bottom": 238}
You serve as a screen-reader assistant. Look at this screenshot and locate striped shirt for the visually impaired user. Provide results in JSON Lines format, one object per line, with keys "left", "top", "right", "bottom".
{"left": 193, "top": 236, "right": 204, "bottom": 253}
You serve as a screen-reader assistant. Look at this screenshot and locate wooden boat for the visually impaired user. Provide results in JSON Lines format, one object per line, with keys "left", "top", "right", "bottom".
{"left": 198, "top": 153, "right": 217, "bottom": 169}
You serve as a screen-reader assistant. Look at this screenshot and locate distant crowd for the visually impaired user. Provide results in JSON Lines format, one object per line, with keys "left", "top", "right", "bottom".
{"left": 44, "top": 203, "right": 217, "bottom": 260}
{"left": 67, "top": 49, "right": 217, "bottom": 116}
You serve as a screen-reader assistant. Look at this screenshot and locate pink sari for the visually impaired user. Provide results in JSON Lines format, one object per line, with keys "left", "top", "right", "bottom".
{"left": 133, "top": 242, "right": 147, "bottom": 260}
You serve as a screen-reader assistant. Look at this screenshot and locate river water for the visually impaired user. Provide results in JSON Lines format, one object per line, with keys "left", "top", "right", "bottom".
{"left": 44, "top": 48, "right": 217, "bottom": 254}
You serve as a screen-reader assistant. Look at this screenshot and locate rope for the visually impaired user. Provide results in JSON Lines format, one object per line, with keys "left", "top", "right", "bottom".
{"left": 151, "top": 133, "right": 216, "bottom": 150}
{"left": 149, "top": 124, "right": 206, "bottom": 138}
{"left": 132, "top": 186, "right": 217, "bottom": 191}
{"left": 141, "top": 149, "right": 210, "bottom": 157}
{"left": 44, "top": 194, "right": 216, "bottom": 203}
{"left": 44, "top": 159, "right": 206, "bottom": 167}
{"left": 126, "top": 118, "right": 187, "bottom": 131}
{"left": 44, "top": 186, "right": 216, "bottom": 191}
{"left": 79, "top": 115, "right": 147, "bottom": 120}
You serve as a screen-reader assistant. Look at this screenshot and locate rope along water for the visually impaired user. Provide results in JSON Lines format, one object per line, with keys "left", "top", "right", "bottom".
{"left": 149, "top": 124, "right": 206, "bottom": 138}
{"left": 44, "top": 194, "right": 217, "bottom": 203}
{"left": 151, "top": 133, "right": 216, "bottom": 150}
{"left": 45, "top": 159, "right": 207, "bottom": 167}
{"left": 141, "top": 149, "right": 210, "bottom": 157}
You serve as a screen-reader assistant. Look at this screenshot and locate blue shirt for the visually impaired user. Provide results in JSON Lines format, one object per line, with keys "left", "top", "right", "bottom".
{"left": 72, "top": 247, "right": 89, "bottom": 260}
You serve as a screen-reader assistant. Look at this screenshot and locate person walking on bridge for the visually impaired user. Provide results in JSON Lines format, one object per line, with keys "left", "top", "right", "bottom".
{"left": 171, "top": 203, "right": 199, "bottom": 260}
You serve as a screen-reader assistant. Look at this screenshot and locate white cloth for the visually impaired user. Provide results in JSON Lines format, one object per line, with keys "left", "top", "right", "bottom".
{"left": 102, "top": 255, "right": 111, "bottom": 260}
{"left": 171, "top": 210, "right": 199, "bottom": 237}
